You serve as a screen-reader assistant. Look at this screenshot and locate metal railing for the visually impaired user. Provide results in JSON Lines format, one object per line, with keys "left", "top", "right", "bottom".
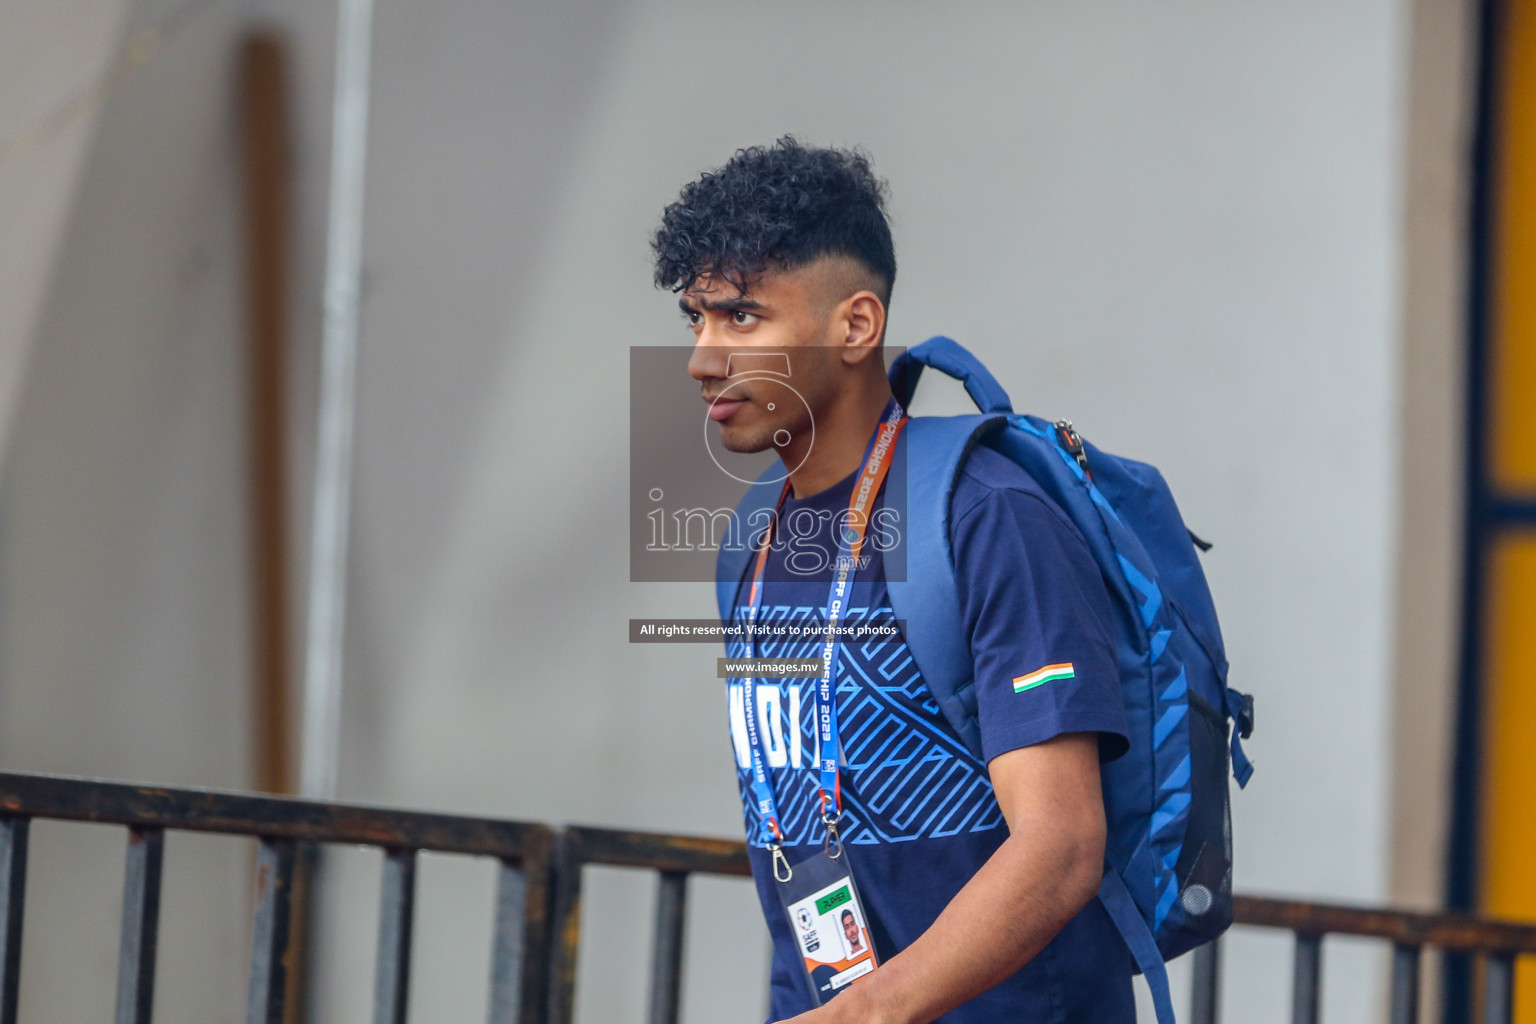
{"left": 546, "top": 825, "right": 751, "bottom": 1024}
{"left": 0, "top": 770, "right": 554, "bottom": 1024}
{"left": 1190, "top": 896, "right": 1536, "bottom": 1024}
{"left": 545, "top": 826, "right": 1536, "bottom": 1024}
{"left": 0, "top": 768, "right": 1530, "bottom": 1024}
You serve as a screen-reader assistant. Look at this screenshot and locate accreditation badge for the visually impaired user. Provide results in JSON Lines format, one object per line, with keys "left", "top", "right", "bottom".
{"left": 774, "top": 848, "right": 878, "bottom": 1004}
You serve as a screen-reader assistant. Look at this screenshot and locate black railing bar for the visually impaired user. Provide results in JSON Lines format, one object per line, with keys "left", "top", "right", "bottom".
{"left": 561, "top": 825, "right": 751, "bottom": 877}
{"left": 0, "top": 818, "right": 27, "bottom": 1024}
{"left": 246, "top": 837, "right": 296, "bottom": 1024}
{"left": 545, "top": 825, "right": 749, "bottom": 1024}
{"left": 3, "top": 769, "right": 1531, "bottom": 1024}
{"left": 114, "top": 826, "right": 164, "bottom": 1024}
{"left": 483, "top": 834, "right": 556, "bottom": 1024}
{"left": 1482, "top": 952, "right": 1514, "bottom": 1024}
{"left": 547, "top": 831, "right": 584, "bottom": 1024}
{"left": 374, "top": 847, "right": 416, "bottom": 1024}
{"left": 0, "top": 770, "right": 546, "bottom": 858}
{"left": 486, "top": 859, "right": 527, "bottom": 1024}
{"left": 1388, "top": 943, "right": 1420, "bottom": 1024}
{"left": 1291, "top": 932, "right": 1322, "bottom": 1024}
{"left": 1235, "top": 895, "right": 1536, "bottom": 954}
{"left": 562, "top": 830, "right": 1536, "bottom": 953}
{"left": 647, "top": 871, "right": 688, "bottom": 1024}
{"left": 1189, "top": 937, "right": 1220, "bottom": 1024}
{"left": 516, "top": 839, "right": 556, "bottom": 1024}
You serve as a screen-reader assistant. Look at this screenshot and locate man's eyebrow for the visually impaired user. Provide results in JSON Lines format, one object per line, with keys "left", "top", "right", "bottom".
{"left": 679, "top": 295, "right": 767, "bottom": 313}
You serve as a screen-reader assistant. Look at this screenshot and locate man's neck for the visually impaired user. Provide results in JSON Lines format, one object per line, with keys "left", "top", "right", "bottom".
{"left": 782, "top": 375, "right": 895, "bottom": 499}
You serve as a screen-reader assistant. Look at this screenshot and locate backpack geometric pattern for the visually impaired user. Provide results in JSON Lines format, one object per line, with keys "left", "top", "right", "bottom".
{"left": 884, "top": 337, "right": 1254, "bottom": 1024}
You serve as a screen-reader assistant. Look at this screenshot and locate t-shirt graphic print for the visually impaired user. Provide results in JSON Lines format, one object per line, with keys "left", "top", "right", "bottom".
{"left": 724, "top": 446, "right": 1136, "bottom": 1024}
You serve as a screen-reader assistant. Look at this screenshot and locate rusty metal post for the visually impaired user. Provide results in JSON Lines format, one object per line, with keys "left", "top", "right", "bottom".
{"left": 248, "top": 838, "right": 298, "bottom": 1024}
{"left": 647, "top": 871, "right": 689, "bottom": 1024}
{"left": 373, "top": 848, "right": 416, "bottom": 1024}
{"left": 1291, "top": 933, "right": 1322, "bottom": 1024}
{"left": 487, "top": 840, "right": 554, "bottom": 1024}
{"left": 1483, "top": 953, "right": 1514, "bottom": 1024}
{"left": 114, "top": 826, "right": 165, "bottom": 1024}
{"left": 1190, "top": 938, "right": 1221, "bottom": 1024}
{"left": 1388, "top": 943, "right": 1420, "bottom": 1024}
{"left": 0, "top": 818, "right": 28, "bottom": 1024}
{"left": 546, "top": 831, "right": 584, "bottom": 1024}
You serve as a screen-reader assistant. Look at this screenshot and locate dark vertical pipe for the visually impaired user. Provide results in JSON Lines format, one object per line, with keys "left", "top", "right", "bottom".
{"left": 647, "top": 871, "right": 688, "bottom": 1024}
{"left": 1481, "top": 953, "right": 1514, "bottom": 1024}
{"left": 239, "top": 29, "right": 296, "bottom": 799}
{"left": 1290, "top": 933, "right": 1322, "bottom": 1024}
{"left": 373, "top": 848, "right": 416, "bottom": 1024}
{"left": 241, "top": 36, "right": 312, "bottom": 1024}
{"left": 1446, "top": 1, "right": 1507, "bottom": 1020}
{"left": 0, "top": 819, "right": 28, "bottom": 1024}
{"left": 247, "top": 838, "right": 297, "bottom": 1024}
{"left": 114, "top": 826, "right": 165, "bottom": 1024}
{"left": 1389, "top": 944, "right": 1421, "bottom": 1024}
{"left": 1190, "top": 938, "right": 1221, "bottom": 1024}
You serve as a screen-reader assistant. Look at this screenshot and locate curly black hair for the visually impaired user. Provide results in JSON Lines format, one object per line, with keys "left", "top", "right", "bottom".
{"left": 652, "top": 136, "right": 896, "bottom": 303}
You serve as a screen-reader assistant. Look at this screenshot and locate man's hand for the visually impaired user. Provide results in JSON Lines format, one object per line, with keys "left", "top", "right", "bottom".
{"left": 774, "top": 733, "right": 1106, "bottom": 1024}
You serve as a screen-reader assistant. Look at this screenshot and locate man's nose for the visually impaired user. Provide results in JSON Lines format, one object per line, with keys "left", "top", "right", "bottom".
{"left": 687, "top": 335, "right": 731, "bottom": 382}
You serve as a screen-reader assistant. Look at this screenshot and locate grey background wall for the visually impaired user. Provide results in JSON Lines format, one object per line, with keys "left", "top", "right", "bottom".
{"left": 0, "top": 0, "right": 1473, "bottom": 1021}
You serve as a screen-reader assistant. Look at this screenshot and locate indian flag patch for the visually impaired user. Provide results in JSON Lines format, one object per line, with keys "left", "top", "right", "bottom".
{"left": 1013, "top": 663, "right": 1075, "bottom": 693}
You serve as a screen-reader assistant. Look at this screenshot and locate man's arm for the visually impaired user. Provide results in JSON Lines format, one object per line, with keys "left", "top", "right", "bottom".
{"left": 782, "top": 733, "right": 1106, "bottom": 1024}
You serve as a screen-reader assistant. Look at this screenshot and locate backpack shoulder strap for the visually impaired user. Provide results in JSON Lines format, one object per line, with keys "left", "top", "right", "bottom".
{"left": 886, "top": 414, "right": 1009, "bottom": 761}
{"left": 1099, "top": 870, "right": 1177, "bottom": 1024}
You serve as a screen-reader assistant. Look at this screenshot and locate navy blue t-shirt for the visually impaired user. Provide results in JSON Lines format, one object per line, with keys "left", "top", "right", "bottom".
{"left": 724, "top": 445, "right": 1134, "bottom": 1023}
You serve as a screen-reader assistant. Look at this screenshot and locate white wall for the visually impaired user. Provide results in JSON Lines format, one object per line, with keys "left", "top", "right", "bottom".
{"left": 0, "top": 0, "right": 136, "bottom": 458}
{"left": 0, "top": 1, "right": 264, "bottom": 1018}
{"left": 0, "top": 1, "right": 1450, "bottom": 1022}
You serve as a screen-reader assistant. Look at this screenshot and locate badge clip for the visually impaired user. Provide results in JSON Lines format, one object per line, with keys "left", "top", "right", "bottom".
{"left": 771, "top": 842, "right": 793, "bottom": 882}
{"left": 822, "top": 811, "right": 843, "bottom": 861}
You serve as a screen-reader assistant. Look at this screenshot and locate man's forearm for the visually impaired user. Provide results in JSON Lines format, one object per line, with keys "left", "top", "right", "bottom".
{"left": 810, "top": 825, "right": 1102, "bottom": 1024}
{"left": 776, "top": 735, "right": 1109, "bottom": 1024}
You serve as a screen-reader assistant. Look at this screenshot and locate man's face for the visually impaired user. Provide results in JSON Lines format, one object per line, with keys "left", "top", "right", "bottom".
{"left": 842, "top": 912, "right": 859, "bottom": 946}
{"left": 683, "top": 263, "right": 848, "bottom": 455}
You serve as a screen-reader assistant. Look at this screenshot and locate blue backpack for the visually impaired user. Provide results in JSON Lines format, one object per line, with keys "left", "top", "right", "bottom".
{"left": 716, "top": 336, "right": 1254, "bottom": 1024}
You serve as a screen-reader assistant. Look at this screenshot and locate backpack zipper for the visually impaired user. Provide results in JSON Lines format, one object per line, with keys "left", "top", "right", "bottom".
{"left": 1054, "top": 419, "right": 1091, "bottom": 476}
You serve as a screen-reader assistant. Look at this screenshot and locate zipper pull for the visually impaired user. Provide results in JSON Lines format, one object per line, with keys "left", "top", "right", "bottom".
{"left": 1054, "top": 419, "right": 1091, "bottom": 476}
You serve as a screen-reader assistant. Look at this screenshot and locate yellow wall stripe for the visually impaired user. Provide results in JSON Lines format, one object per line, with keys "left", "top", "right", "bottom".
{"left": 1483, "top": 5, "right": 1536, "bottom": 1021}
{"left": 1491, "top": 0, "right": 1536, "bottom": 490}
{"left": 1480, "top": 535, "right": 1536, "bottom": 1016}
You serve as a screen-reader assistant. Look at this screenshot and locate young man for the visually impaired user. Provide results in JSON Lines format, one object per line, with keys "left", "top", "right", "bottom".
{"left": 653, "top": 137, "right": 1134, "bottom": 1023}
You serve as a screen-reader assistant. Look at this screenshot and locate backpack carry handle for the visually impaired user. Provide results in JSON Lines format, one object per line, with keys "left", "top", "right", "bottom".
{"left": 889, "top": 336, "right": 1014, "bottom": 414}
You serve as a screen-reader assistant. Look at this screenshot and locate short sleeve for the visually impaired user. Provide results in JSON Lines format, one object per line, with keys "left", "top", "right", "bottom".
{"left": 949, "top": 466, "right": 1129, "bottom": 764}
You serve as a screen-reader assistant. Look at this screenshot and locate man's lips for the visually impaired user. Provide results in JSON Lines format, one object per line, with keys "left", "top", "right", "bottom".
{"left": 705, "top": 396, "right": 746, "bottom": 421}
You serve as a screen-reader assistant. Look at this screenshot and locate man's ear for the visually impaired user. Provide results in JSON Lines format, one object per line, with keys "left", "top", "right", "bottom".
{"left": 837, "top": 290, "right": 886, "bottom": 366}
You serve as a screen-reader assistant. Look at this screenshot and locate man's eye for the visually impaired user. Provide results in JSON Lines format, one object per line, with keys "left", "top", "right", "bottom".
{"left": 682, "top": 310, "right": 702, "bottom": 326}
{"left": 732, "top": 311, "right": 758, "bottom": 326}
